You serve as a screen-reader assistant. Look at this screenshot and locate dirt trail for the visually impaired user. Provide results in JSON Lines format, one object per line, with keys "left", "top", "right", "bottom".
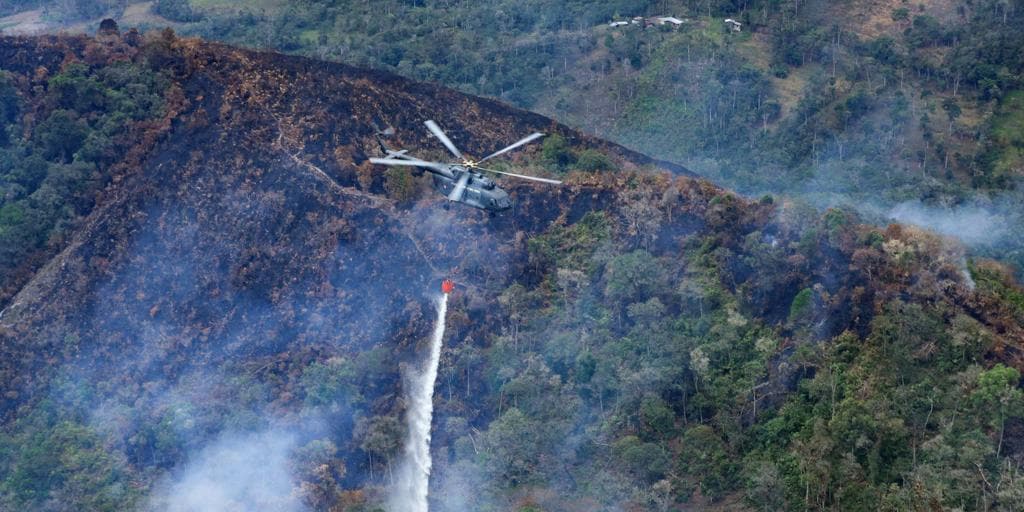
{"left": 271, "top": 113, "right": 446, "bottom": 276}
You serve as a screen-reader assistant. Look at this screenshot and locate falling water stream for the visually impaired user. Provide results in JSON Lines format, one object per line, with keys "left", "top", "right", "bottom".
{"left": 390, "top": 294, "right": 448, "bottom": 512}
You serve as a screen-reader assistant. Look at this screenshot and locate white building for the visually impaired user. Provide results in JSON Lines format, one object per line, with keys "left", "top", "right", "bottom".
{"left": 725, "top": 18, "right": 742, "bottom": 31}
{"left": 657, "top": 16, "right": 684, "bottom": 25}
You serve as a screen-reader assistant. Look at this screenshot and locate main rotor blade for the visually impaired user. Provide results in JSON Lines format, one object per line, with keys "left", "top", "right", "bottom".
{"left": 447, "top": 172, "right": 471, "bottom": 201}
{"left": 424, "top": 120, "right": 464, "bottom": 161}
{"left": 476, "top": 166, "right": 562, "bottom": 185}
{"left": 477, "top": 132, "right": 545, "bottom": 164}
{"left": 369, "top": 157, "right": 454, "bottom": 178}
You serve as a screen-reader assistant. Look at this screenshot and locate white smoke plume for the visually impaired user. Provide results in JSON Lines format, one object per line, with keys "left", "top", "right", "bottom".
{"left": 887, "top": 200, "right": 1011, "bottom": 247}
{"left": 147, "top": 428, "right": 308, "bottom": 512}
{"left": 390, "top": 294, "right": 449, "bottom": 512}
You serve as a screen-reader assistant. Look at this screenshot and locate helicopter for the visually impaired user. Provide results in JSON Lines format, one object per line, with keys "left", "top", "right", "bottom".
{"left": 369, "top": 120, "right": 561, "bottom": 212}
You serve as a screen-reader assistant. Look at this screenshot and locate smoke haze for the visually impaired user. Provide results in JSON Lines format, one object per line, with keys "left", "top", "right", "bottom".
{"left": 887, "top": 200, "right": 1012, "bottom": 247}
{"left": 148, "top": 428, "right": 308, "bottom": 512}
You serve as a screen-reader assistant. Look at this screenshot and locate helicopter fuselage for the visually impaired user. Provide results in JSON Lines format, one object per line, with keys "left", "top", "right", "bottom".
{"left": 371, "top": 120, "right": 557, "bottom": 212}
{"left": 432, "top": 166, "right": 512, "bottom": 211}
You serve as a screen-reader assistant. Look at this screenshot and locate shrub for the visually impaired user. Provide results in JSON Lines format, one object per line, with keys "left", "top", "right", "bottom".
{"left": 574, "top": 149, "right": 616, "bottom": 172}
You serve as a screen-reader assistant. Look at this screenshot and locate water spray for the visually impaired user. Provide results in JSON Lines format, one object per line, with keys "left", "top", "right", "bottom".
{"left": 390, "top": 281, "right": 452, "bottom": 512}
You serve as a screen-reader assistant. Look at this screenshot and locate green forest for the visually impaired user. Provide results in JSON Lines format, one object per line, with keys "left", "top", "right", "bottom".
{"left": 0, "top": 41, "right": 170, "bottom": 303}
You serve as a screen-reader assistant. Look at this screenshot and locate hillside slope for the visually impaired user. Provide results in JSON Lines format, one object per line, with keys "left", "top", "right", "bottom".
{"left": 0, "top": 31, "right": 682, "bottom": 400}
{"left": 95, "top": 0, "right": 1020, "bottom": 273}
{"left": 1, "top": 30, "right": 1024, "bottom": 511}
